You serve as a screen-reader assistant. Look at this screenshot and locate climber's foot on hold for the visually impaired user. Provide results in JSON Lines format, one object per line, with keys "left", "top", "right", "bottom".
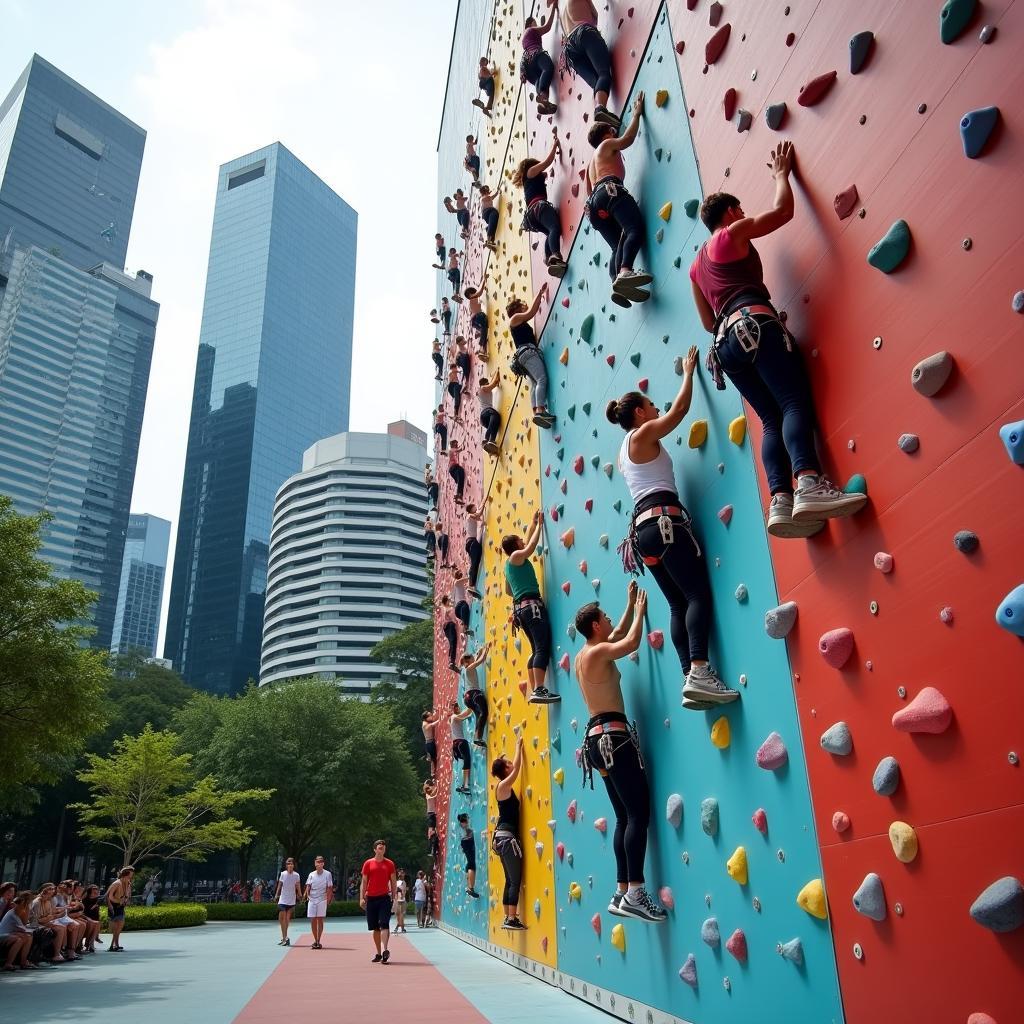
{"left": 527, "top": 686, "right": 561, "bottom": 704}
{"left": 766, "top": 493, "right": 825, "bottom": 539}
{"left": 546, "top": 255, "right": 567, "bottom": 278}
{"left": 792, "top": 475, "right": 867, "bottom": 522}
{"left": 681, "top": 696, "right": 716, "bottom": 711}
{"left": 532, "top": 409, "right": 556, "bottom": 428}
{"left": 613, "top": 269, "right": 653, "bottom": 301}
{"left": 505, "top": 917, "right": 527, "bottom": 931}
{"left": 610, "top": 291, "right": 632, "bottom": 308}
{"left": 682, "top": 664, "right": 739, "bottom": 706}
{"left": 617, "top": 887, "right": 668, "bottom": 924}
{"left": 593, "top": 105, "right": 620, "bottom": 128}
{"left": 482, "top": 440, "right": 501, "bottom": 456}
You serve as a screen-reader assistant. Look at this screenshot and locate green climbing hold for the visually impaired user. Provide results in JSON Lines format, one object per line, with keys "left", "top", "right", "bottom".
{"left": 582, "top": 402, "right": 591, "bottom": 415}
{"left": 673, "top": 256, "right": 681, "bottom": 268}
{"left": 684, "top": 198, "right": 700, "bottom": 218}
{"left": 567, "top": 405, "right": 576, "bottom": 420}
{"left": 654, "top": 147, "right": 663, "bottom": 162}
{"left": 556, "top": 448, "right": 564, "bottom": 460}
{"left": 844, "top": 473, "right": 867, "bottom": 495}
{"left": 867, "top": 220, "right": 911, "bottom": 273}
{"left": 581, "top": 314, "right": 595, "bottom": 343}
{"left": 662, "top": 335, "right": 669, "bottom": 345}
{"left": 629, "top": 352, "right": 641, "bottom": 367}
{"left": 613, "top": 499, "right": 622, "bottom": 513}
{"left": 590, "top": 455, "right": 600, "bottom": 468}
{"left": 940, "top": 0, "right": 977, "bottom": 44}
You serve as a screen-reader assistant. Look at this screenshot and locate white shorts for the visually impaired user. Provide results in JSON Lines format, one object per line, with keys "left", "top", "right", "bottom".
{"left": 307, "top": 898, "right": 327, "bottom": 918}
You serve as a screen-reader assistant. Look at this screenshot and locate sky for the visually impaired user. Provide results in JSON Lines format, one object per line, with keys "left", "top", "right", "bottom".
{"left": 0, "top": 0, "right": 455, "bottom": 647}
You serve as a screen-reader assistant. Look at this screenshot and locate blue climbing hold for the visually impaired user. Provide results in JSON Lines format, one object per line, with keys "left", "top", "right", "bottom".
{"left": 872, "top": 756, "right": 900, "bottom": 796}
{"left": 581, "top": 314, "right": 595, "bottom": 343}
{"left": 1000, "top": 420, "right": 1024, "bottom": 464}
{"left": 853, "top": 872, "right": 887, "bottom": 921}
{"left": 849, "top": 31, "right": 874, "bottom": 74}
{"left": 995, "top": 584, "right": 1024, "bottom": 637}
{"left": 778, "top": 938, "right": 804, "bottom": 965}
{"left": 867, "top": 220, "right": 911, "bottom": 273}
{"left": 960, "top": 106, "right": 999, "bottom": 158}
{"left": 940, "top": 0, "right": 977, "bottom": 44}
{"left": 820, "top": 721, "right": 853, "bottom": 756}
{"left": 970, "top": 876, "right": 1024, "bottom": 932}
{"left": 953, "top": 529, "right": 979, "bottom": 554}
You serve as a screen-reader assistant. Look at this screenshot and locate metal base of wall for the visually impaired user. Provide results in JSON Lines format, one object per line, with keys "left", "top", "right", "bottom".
{"left": 439, "top": 922, "right": 694, "bottom": 1024}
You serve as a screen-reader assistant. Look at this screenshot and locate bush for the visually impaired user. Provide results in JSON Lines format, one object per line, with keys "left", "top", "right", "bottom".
{"left": 204, "top": 901, "right": 363, "bottom": 921}
{"left": 100, "top": 903, "right": 206, "bottom": 931}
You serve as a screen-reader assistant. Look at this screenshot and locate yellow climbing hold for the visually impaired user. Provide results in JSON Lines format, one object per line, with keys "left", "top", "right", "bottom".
{"left": 727, "top": 846, "right": 748, "bottom": 885}
{"left": 610, "top": 922, "right": 626, "bottom": 951}
{"left": 655, "top": 89, "right": 669, "bottom": 108}
{"left": 728, "top": 415, "right": 747, "bottom": 445}
{"left": 710, "top": 716, "right": 731, "bottom": 749}
{"left": 559, "top": 346, "right": 569, "bottom": 365}
{"left": 568, "top": 881, "right": 582, "bottom": 902}
{"left": 688, "top": 419, "right": 708, "bottom": 448}
{"left": 659, "top": 202, "right": 673, "bottom": 222}
{"left": 797, "top": 878, "right": 828, "bottom": 919}
{"left": 553, "top": 767, "right": 565, "bottom": 787}
{"left": 888, "top": 821, "right": 919, "bottom": 863}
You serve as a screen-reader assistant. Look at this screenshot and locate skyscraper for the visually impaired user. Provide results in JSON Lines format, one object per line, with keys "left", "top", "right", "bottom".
{"left": 111, "top": 513, "right": 171, "bottom": 657}
{"left": 165, "top": 143, "right": 357, "bottom": 694}
{"left": 0, "top": 56, "right": 158, "bottom": 649}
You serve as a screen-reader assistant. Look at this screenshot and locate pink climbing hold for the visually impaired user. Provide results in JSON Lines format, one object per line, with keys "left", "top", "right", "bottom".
{"left": 797, "top": 70, "right": 838, "bottom": 107}
{"left": 573, "top": 456, "right": 584, "bottom": 474}
{"left": 874, "top": 551, "right": 894, "bottom": 573}
{"left": 940, "top": 606, "right": 954, "bottom": 624}
{"left": 594, "top": 817, "right": 608, "bottom": 833}
{"left": 579, "top": 559, "right": 588, "bottom": 575}
{"left": 832, "top": 811, "right": 851, "bottom": 833}
{"left": 726, "top": 928, "right": 748, "bottom": 962}
{"left": 891, "top": 686, "right": 953, "bottom": 734}
{"left": 518, "top": 680, "right": 528, "bottom": 696}
{"left": 557, "top": 841, "right": 565, "bottom": 861}
{"left": 561, "top": 297, "right": 570, "bottom": 308}
{"left": 659, "top": 886, "right": 675, "bottom": 911}
{"left": 718, "top": 505, "right": 733, "bottom": 526}
{"left": 584, "top": 498, "right": 593, "bottom": 513}
{"left": 567, "top": 799, "right": 578, "bottom": 823}
{"left": 752, "top": 807, "right": 768, "bottom": 834}
{"left": 967, "top": 1015, "right": 998, "bottom": 1024}
{"left": 591, "top": 912, "right": 602, "bottom": 936}
{"left": 756, "top": 732, "right": 788, "bottom": 770}
{"left": 550, "top": 505, "right": 559, "bottom": 521}
{"left": 561, "top": 581, "right": 571, "bottom": 595}
{"left": 724, "top": 87, "right": 738, "bottom": 121}
{"left": 648, "top": 630, "right": 664, "bottom": 650}
{"left": 705, "top": 23, "right": 731, "bottom": 64}
{"left": 606, "top": 354, "right": 616, "bottom": 367}
{"left": 638, "top": 378, "right": 649, "bottom": 392}
{"left": 541, "top": 936, "right": 548, "bottom": 953}
{"left": 818, "top": 627, "right": 854, "bottom": 668}
{"left": 558, "top": 652, "right": 570, "bottom": 672}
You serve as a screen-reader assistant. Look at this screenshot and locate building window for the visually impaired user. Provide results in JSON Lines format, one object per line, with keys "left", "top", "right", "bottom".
{"left": 227, "top": 161, "right": 266, "bottom": 190}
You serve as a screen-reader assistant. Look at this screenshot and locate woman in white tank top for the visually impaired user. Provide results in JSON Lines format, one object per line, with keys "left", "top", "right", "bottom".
{"left": 606, "top": 345, "right": 739, "bottom": 711}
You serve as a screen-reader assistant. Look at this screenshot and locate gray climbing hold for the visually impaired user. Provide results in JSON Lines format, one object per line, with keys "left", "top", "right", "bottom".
{"left": 867, "top": 219, "right": 911, "bottom": 273}
{"left": 898, "top": 433, "right": 920, "bottom": 453}
{"left": 666, "top": 793, "right": 683, "bottom": 829}
{"left": 701, "top": 917, "right": 721, "bottom": 947}
{"left": 674, "top": 356, "right": 684, "bottom": 375}
{"left": 849, "top": 31, "right": 874, "bottom": 74}
{"left": 911, "top": 351, "right": 953, "bottom": 396}
{"left": 765, "top": 101, "right": 787, "bottom": 130}
{"left": 852, "top": 872, "right": 887, "bottom": 921}
{"left": 700, "top": 797, "right": 719, "bottom": 837}
{"left": 872, "top": 756, "right": 900, "bottom": 796}
{"left": 736, "top": 108, "right": 752, "bottom": 132}
{"left": 765, "top": 601, "right": 798, "bottom": 639}
{"left": 970, "top": 876, "right": 1024, "bottom": 932}
{"left": 778, "top": 938, "right": 803, "bottom": 965}
{"left": 1014, "top": 291, "right": 1024, "bottom": 313}
{"left": 567, "top": 623, "right": 577, "bottom": 640}
{"left": 820, "top": 721, "right": 853, "bottom": 756}
{"left": 979, "top": 24, "right": 996, "bottom": 43}
{"left": 735, "top": 583, "right": 748, "bottom": 603}
{"left": 953, "top": 529, "right": 979, "bottom": 554}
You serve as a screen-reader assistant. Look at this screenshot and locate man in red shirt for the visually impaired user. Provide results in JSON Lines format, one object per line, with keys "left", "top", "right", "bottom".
{"left": 360, "top": 839, "right": 397, "bottom": 964}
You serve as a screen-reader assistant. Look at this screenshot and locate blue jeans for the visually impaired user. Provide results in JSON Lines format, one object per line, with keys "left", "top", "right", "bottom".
{"left": 716, "top": 318, "right": 820, "bottom": 495}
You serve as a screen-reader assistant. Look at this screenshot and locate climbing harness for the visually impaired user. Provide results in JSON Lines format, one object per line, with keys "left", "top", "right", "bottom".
{"left": 618, "top": 504, "right": 701, "bottom": 576}
{"left": 706, "top": 301, "right": 793, "bottom": 390}
{"left": 510, "top": 596, "right": 544, "bottom": 637}
{"left": 581, "top": 713, "right": 643, "bottom": 789}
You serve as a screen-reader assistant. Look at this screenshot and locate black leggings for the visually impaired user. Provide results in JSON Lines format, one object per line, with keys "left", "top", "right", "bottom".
{"left": 432, "top": 351, "right": 443, "bottom": 378}
{"left": 482, "top": 206, "right": 498, "bottom": 241}
{"left": 448, "top": 380, "right": 462, "bottom": 417}
{"left": 427, "top": 482, "right": 438, "bottom": 507}
{"left": 449, "top": 464, "right": 465, "bottom": 499}
{"left": 493, "top": 833, "right": 522, "bottom": 906}
{"left": 456, "top": 352, "right": 471, "bottom": 382}
{"left": 514, "top": 599, "right": 551, "bottom": 671}
{"left": 443, "top": 621, "right": 458, "bottom": 666}
{"left": 565, "top": 24, "right": 613, "bottom": 97}
{"left": 588, "top": 180, "right": 645, "bottom": 279}
{"left": 434, "top": 422, "right": 447, "bottom": 451}
{"left": 635, "top": 515, "right": 712, "bottom": 673}
{"left": 437, "top": 533, "right": 449, "bottom": 563}
{"left": 448, "top": 267, "right": 461, "bottom": 293}
{"left": 425, "top": 530, "right": 436, "bottom": 555}
{"left": 479, "top": 76, "right": 495, "bottom": 100}
{"left": 457, "top": 208, "right": 470, "bottom": 230}
{"left": 466, "top": 536, "right": 483, "bottom": 587}
{"left": 465, "top": 688, "right": 488, "bottom": 741}
{"left": 466, "top": 154, "right": 480, "bottom": 176}
{"left": 585, "top": 727, "right": 650, "bottom": 884}
{"left": 471, "top": 311, "right": 488, "bottom": 350}
{"left": 455, "top": 600, "right": 470, "bottom": 629}
{"left": 524, "top": 49, "right": 555, "bottom": 94}
{"left": 526, "top": 200, "right": 562, "bottom": 261}
{"left": 481, "top": 407, "right": 501, "bottom": 445}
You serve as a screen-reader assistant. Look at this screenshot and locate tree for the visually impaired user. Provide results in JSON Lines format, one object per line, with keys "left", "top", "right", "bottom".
{"left": 0, "top": 496, "right": 110, "bottom": 807}
{"left": 73, "top": 726, "right": 271, "bottom": 865}
{"left": 369, "top": 617, "right": 435, "bottom": 683}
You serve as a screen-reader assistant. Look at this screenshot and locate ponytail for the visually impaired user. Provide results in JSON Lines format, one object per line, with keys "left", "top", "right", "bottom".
{"left": 606, "top": 391, "right": 646, "bottom": 430}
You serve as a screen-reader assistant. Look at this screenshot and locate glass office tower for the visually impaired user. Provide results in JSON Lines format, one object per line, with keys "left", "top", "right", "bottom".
{"left": 111, "top": 513, "right": 171, "bottom": 657}
{"left": 0, "top": 56, "right": 157, "bottom": 649}
{"left": 164, "top": 143, "right": 357, "bottom": 694}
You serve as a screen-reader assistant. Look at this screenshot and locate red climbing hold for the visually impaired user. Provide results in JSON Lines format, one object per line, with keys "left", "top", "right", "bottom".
{"left": 723, "top": 87, "right": 737, "bottom": 121}
{"left": 705, "top": 23, "right": 731, "bottom": 64}
{"left": 687, "top": 0, "right": 698, "bottom": 9}
{"left": 726, "top": 928, "right": 748, "bottom": 962}
{"left": 561, "top": 581, "right": 571, "bottom": 595}
{"left": 562, "top": 297, "right": 571, "bottom": 308}
{"left": 752, "top": 808, "right": 768, "bottom": 834}
{"left": 550, "top": 505, "right": 559, "bottom": 521}
{"left": 648, "top": 630, "right": 664, "bottom": 650}
{"left": 571, "top": 182, "right": 580, "bottom": 198}
{"left": 606, "top": 354, "right": 616, "bottom": 367}
{"left": 638, "top": 378, "right": 649, "bottom": 392}
{"left": 834, "top": 185, "right": 859, "bottom": 220}
{"left": 785, "top": 31, "right": 795, "bottom": 46}
{"left": 559, "top": 653, "right": 570, "bottom": 672}
{"left": 584, "top": 498, "right": 593, "bottom": 513}
{"left": 718, "top": 505, "right": 733, "bottom": 526}
{"left": 573, "top": 455, "right": 584, "bottom": 474}
{"left": 518, "top": 680, "right": 528, "bottom": 696}
{"left": 675, "top": 40, "right": 685, "bottom": 54}
{"left": 798, "top": 70, "right": 838, "bottom": 107}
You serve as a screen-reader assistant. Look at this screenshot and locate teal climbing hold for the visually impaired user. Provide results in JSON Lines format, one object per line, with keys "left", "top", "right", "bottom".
{"left": 844, "top": 473, "right": 867, "bottom": 495}
{"left": 940, "top": 0, "right": 977, "bottom": 44}
{"left": 996, "top": 584, "right": 1024, "bottom": 636}
{"left": 684, "top": 198, "right": 700, "bottom": 218}
{"left": 654, "top": 147, "right": 663, "bottom": 161}
{"left": 999, "top": 420, "right": 1024, "bottom": 464}
{"left": 629, "top": 352, "right": 641, "bottom": 367}
{"left": 590, "top": 455, "right": 600, "bottom": 468}
{"left": 567, "top": 405, "right": 576, "bottom": 420}
{"left": 581, "top": 314, "right": 595, "bottom": 343}
{"left": 612, "top": 499, "right": 622, "bottom": 513}
{"left": 867, "top": 220, "right": 911, "bottom": 273}
{"left": 673, "top": 256, "right": 682, "bottom": 268}
{"left": 555, "top": 447, "right": 564, "bottom": 460}
{"left": 552, "top": 729, "right": 561, "bottom": 752}
{"left": 582, "top": 402, "right": 592, "bottom": 416}
{"left": 960, "top": 106, "right": 999, "bottom": 158}
{"left": 700, "top": 797, "right": 720, "bottom": 837}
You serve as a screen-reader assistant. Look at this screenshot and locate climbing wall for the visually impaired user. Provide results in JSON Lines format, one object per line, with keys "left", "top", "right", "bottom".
{"left": 434, "top": 2, "right": 1024, "bottom": 1022}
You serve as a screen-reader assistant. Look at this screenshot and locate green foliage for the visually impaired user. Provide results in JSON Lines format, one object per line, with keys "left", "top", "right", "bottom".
{"left": 0, "top": 496, "right": 110, "bottom": 806}
{"left": 99, "top": 902, "right": 207, "bottom": 930}
{"left": 204, "top": 900, "right": 362, "bottom": 921}
{"left": 73, "top": 726, "right": 271, "bottom": 864}
{"left": 369, "top": 617, "right": 435, "bottom": 682}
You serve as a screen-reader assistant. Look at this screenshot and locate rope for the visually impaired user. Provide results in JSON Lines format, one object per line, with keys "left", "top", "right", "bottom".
{"left": 483, "top": 375, "right": 526, "bottom": 507}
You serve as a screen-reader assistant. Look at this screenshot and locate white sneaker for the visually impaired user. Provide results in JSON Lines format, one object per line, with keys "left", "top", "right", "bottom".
{"left": 682, "top": 664, "right": 740, "bottom": 705}
{"left": 792, "top": 476, "right": 867, "bottom": 522}
{"left": 608, "top": 892, "right": 627, "bottom": 916}
{"left": 613, "top": 269, "right": 652, "bottom": 301}
{"left": 767, "top": 493, "right": 825, "bottom": 538}
{"left": 617, "top": 887, "right": 668, "bottom": 923}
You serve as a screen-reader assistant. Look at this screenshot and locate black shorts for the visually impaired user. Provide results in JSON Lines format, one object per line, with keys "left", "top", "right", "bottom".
{"left": 365, "top": 894, "right": 392, "bottom": 931}
{"left": 452, "top": 738, "right": 471, "bottom": 766}
{"left": 461, "top": 839, "right": 477, "bottom": 873}
{"left": 426, "top": 811, "right": 437, "bottom": 829}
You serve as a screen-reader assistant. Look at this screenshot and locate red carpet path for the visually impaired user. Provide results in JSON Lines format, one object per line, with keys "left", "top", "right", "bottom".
{"left": 232, "top": 934, "right": 491, "bottom": 1023}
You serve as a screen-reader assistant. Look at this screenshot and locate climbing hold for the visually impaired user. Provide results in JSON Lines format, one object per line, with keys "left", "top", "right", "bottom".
{"left": 728, "top": 415, "right": 747, "bottom": 445}
{"left": 708, "top": 0, "right": 723, "bottom": 25}
{"left": 599, "top": 533, "right": 609, "bottom": 548}
{"left": 874, "top": 551, "right": 894, "bottom": 573}
{"left": 765, "top": 102, "right": 787, "bottom": 130}
{"left": 567, "top": 799, "right": 577, "bottom": 823}
{"left": 705, "top": 23, "right": 731, "bottom": 64}
{"left": 701, "top": 917, "right": 720, "bottom": 947}
{"left": 727, "top": 847, "right": 748, "bottom": 886}
{"left": 736, "top": 108, "right": 753, "bottom": 132}
{"left": 558, "top": 652, "right": 570, "bottom": 672}
{"left": 678, "top": 953, "right": 698, "bottom": 987}
{"left": 655, "top": 89, "right": 669, "bottom": 108}
{"left": 710, "top": 716, "right": 731, "bottom": 749}
{"left": 654, "top": 147, "right": 663, "bottom": 162}
{"left": 648, "top": 629, "right": 664, "bottom": 650}
{"left": 765, "top": 601, "right": 798, "bottom": 639}
{"left": 797, "top": 879, "right": 828, "bottom": 920}
{"left": 567, "top": 404, "right": 577, "bottom": 420}
{"left": 637, "top": 377, "right": 649, "bottom": 392}
{"left": 898, "top": 432, "right": 920, "bottom": 453}
{"left": 778, "top": 938, "right": 804, "bottom": 965}
{"left": 569, "top": 881, "right": 583, "bottom": 902}
{"left": 658, "top": 202, "right": 673, "bottom": 223}
{"left": 843, "top": 473, "right": 867, "bottom": 495}
{"left": 725, "top": 928, "right": 748, "bottom": 961}
{"left": 559, "top": 346, "right": 569, "bottom": 365}
{"left": 960, "top": 106, "right": 999, "bottom": 158}
{"left": 995, "top": 584, "right": 1024, "bottom": 636}
{"left": 572, "top": 456, "right": 584, "bottom": 475}
{"left": 853, "top": 872, "right": 887, "bottom": 921}
{"left": 684, "top": 198, "right": 700, "bottom": 218}
{"left": 553, "top": 767, "right": 565, "bottom": 786}
{"left": 872, "top": 756, "right": 901, "bottom": 796}
{"left": 688, "top": 419, "right": 708, "bottom": 448}
{"left": 629, "top": 352, "right": 641, "bottom": 368}
{"left": 970, "top": 877, "right": 1024, "bottom": 932}
{"left": 579, "top": 559, "right": 588, "bottom": 576}
{"left": 666, "top": 793, "right": 684, "bottom": 828}
{"left": 832, "top": 811, "right": 851, "bottom": 833}
{"left": 602, "top": 463, "right": 613, "bottom": 478}
{"left": 940, "top": 0, "right": 977, "bottom": 44}
{"left": 561, "top": 581, "right": 571, "bottom": 595}
{"left": 659, "top": 886, "right": 675, "bottom": 911}
{"left": 1000, "top": 420, "right": 1024, "bottom": 463}
{"left": 752, "top": 808, "right": 768, "bottom": 834}
{"left": 718, "top": 505, "right": 733, "bottom": 526}
{"left": 834, "top": 184, "right": 859, "bottom": 219}
{"left": 892, "top": 686, "right": 953, "bottom": 734}
{"left": 610, "top": 923, "right": 626, "bottom": 952}
{"left": 534, "top": 899, "right": 542, "bottom": 918}
{"left": 820, "top": 721, "right": 853, "bottom": 756}
{"left": 757, "top": 732, "right": 788, "bottom": 771}
{"left": 561, "top": 527, "right": 576, "bottom": 548}
{"left": 580, "top": 314, "right": 595, "bottom": 343}
{"left": 723, "top": 87, "right": 737, "bottom": 121}
{"left": 888, "top": 821, "right": 919, "bottom": 863}
{"left": 535, "top": 841, "right": 544, "bottom": 856}
{"left": 967, "top": 1016, "right": 997, "bottom": 1024}
{"left": 940, "top": 605, "right": 954, "bottom": 624}
{"left": 911, "top": 351, "right": 954, "bottom": 396}
{"left": 849, "top": 30, "right": 874, "bottom": 74}
{"left": 868, "top": 220, "right": 912, "bottom": 273}
{"left": 818, "top": 627, "right": 854, "bottom": 668}
{"left": 594, "top": 817, "right": 607, "bottom": 834}
{"left": 1014, "top": 291, "right": 1024, "bottom": 313}
{"left": 953, "top": 529, "right": 979, "bottom": 553}
{"left": 700, "top": 797, "right": 720, "bottom": 837}
{"left": 591, "top": 912, "right": 602, "bottom": 936}
{"left": 561, "top": 297, "right": 570, "bottom": 308}
{"left": 797, "top": 70, "right": 838, "bottom": 107}
{"left": 734, "top": 583, "right": 748, "bottom": 603}
{"left": 655, "top": 228, "right": 664, "bottom": 244}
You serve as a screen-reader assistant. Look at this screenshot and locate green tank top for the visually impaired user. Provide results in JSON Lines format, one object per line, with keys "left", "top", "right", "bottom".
{"left": 505, "top": 557, "right": 540, "bottom": 601}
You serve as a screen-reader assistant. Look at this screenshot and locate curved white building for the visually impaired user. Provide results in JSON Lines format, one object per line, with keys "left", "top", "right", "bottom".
{"left": 260, "top": 423, "right": 429, "bottom": 694}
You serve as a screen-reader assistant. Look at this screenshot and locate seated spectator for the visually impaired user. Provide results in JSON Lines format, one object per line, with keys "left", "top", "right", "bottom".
{"left": 0, "top": 893, "right": 35, "bottom": 971}
{"left": 79, "top": 884, "right": 101, "bottom": 953}
{"left": 53, "top": 880, "right": 85, "bottom": 956}
{"left": 0, "top": 882, "right": 15, "bottom": 921}
{"left": 30, "top": 884, "right": 68, "bottom": 963}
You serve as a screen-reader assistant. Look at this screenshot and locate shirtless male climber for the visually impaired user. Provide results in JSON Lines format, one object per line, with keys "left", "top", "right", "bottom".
{"left": 557, "top": 0, "right": 619, "bottom": 127}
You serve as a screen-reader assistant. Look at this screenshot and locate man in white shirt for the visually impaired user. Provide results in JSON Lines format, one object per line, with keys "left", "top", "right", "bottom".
{"left": 304, "top": 856, "right": 334, "bottom": 950}
{"left": 274, "top": 857, "right": 302, "bottom": 947}
{"left": 413, "top": 870, "right": 429, "bottom": 928}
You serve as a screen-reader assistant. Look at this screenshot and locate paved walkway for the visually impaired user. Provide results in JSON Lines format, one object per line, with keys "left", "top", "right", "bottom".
{"left": 0, "top": 919, "right": 614, "bottom": 1024}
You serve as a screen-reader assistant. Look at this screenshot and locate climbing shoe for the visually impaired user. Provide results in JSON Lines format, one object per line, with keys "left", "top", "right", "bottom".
{"left": 614, "top": 268, "right": 653, "bottom": 293}
{"left": 610, "top": 291, "right": 632, "bottom": 308}
{"left": 482, "top": 441, "right": 500, "bottom": 456}
{"left": 608, "top": 892, "right": 627, "bottom": 916}
{"left": 682, "top": 664, "right": 740, "bottom": 706}
{"left": 456, "top": 786, "right": 470, "bottom": 795}
{"left": 528, "top": 686, "right": 561, "bottom": 704}
{"left": 467, "top": 888, "right": 480, "bottom": 899}
{"left": 681, "top": 697, "right": 716, "bottom": 711}
{"left": 792, "top": 476, "right": 867, "bottom": 522}
{"left": 593, "top": 105, "right": 621, "bottom": 128}
{"left": 618, "top": 888, "right": 668, "bottom": 924}
{"left": 473, "top": 739, "right": 487, "bottom": 748}
{"left": 537, "top": 99, "right": 558, "bottom": 115}
{"left": 532, "top": 412, "right": 556, "bottom": 428}
{"left": 505, "top": 917, "right": 528, "bottom": 931}
{"left": 546, "top": 256, "right": 567, "bottom": 278}
{"left": 468, "top": 586, "right": 482, "bottom": 599}
{"left": 766, "top": 493, "right": 825, "bottom": 539}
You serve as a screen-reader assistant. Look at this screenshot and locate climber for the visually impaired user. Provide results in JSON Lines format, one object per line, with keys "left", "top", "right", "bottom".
{"left": 606, "top": 347, "right": 740, "bottom": 710}
{"left": 472, "top": 57, "right": 495, "bottom": 116}
{"left": 689, "top": 141, "right": 868, "bottom": 537}
{"left": 464, "top": 135, "right": 480, "bottom": 182}
{"left": 431, "top": 337, "right": 443, "bottom": 380}
{"left": 440, "top": 595, "right": 460, "bottom": 669}
{"left": 503, "top": 509, "right": 559, "bottom": 704}
{"left": 423, "top": 779, "right": 439, "bottom": 847}
{"left": 446, "top": 360, "right": 463, "bottom": 421}
{"left": 464, "top": 502, "right": 486, "bottom": 597}
{"left": 433, "top": 407, "right": 448, "bottom": 454}
{"left": 421, "top": 710, "right": 439, "bottom": 776}
{"left": 513, "top": 129, "right": 566, "bottom": 277}
{"left": 446, "top": 248, "right": 463, "bottom": 302}
{"left": 558, "top": 0, "right": 618, "bottom": 127}
{"left": 424, "top": 463, "right": 438, "bottom": 510}
{"left": 574, "top": 584, "right": 667, "bottom": 923}
{"left": 440, "top": 297, "right": 452, "bottom": 337}
{"left": 586, "top": 92, "right": 652, "bottom": 306}
{"left": 479, "top": 185, "right": 499, "bottom": 251}
{"left": 423, "top": 514, "right": 436, "bottom": 562}
{"left": 454, "top": 334, "right": 472, "bottom": 384}
{"left": 461, "top": 643, "right": 489, "bottom": 746}
{"left": 465, "top": 274, "right": 488, "bottom": 355}
{"left": 448, "top": 440, "right": 466, "bottom": 504}
{"left": 449, "top": 701, "right": 474, "bottom": 794}
{"left": 444, "top": 190, "right": 471, "bottom": 240}
{"left": 433, "top": 233, "right": 446, "bottom": 268}
{"left": 452, "top": 569, "right": 471, "bottom": 634}
{"left": 520, "top": 7, "right": 558, "bottom": 115}
{"left": 491, "top": 737, "right": 527, "bottom": 929}
{"left": 457, "top": 815, "right": 480, "bottom": 898}
{"left": 434, "top": 521, "right": 450, "bottom": 567}
{"left": 508, "top": 282, "right": 555, "bottom": 427}
{"left": 478, "top": 376, "right": 502, "bottom": 456}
